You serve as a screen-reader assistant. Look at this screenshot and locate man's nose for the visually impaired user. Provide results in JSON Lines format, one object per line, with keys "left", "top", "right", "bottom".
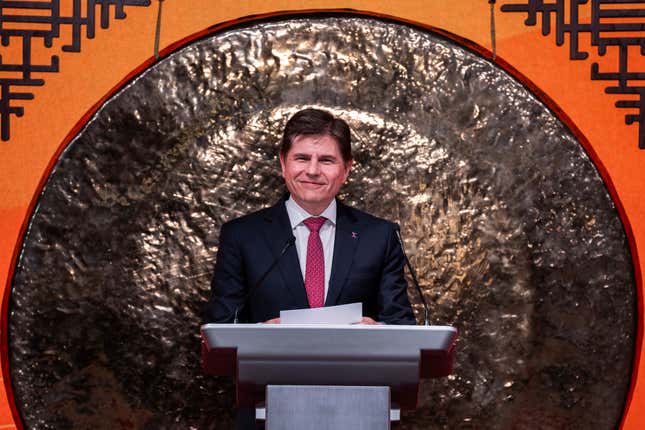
{"left": 306, "top": 160, "right": 320, "bottom": 175}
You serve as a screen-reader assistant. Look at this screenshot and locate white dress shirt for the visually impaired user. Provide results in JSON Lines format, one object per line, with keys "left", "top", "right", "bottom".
{"left": 285, "top": 196, "right": 336, "bottom": 301}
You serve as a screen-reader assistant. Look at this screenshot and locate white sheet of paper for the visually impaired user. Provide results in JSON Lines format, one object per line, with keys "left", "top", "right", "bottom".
{"left": 280, "top": 302, "right": 362, "bottom": 324}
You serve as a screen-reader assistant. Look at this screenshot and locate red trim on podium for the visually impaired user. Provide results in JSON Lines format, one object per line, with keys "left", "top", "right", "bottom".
{"left": 421, "top": 342, "right": 456, "bottom": 378}
{"left": 202, "top": 340, "right": 237, "bottom": 377}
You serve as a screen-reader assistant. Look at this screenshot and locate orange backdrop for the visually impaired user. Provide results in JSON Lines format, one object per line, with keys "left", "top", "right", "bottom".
{"left": 1, "top": 1, "right": 643, "bottom": 428}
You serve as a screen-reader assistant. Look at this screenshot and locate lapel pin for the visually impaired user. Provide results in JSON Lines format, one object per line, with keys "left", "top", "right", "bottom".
{"left": 351, "top": 232, "right": 358, "bottom": 239}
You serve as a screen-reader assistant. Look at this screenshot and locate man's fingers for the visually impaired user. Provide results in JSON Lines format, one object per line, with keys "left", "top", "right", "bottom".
{"left": 352, "top": 316, "right": 378, "bottom": 325}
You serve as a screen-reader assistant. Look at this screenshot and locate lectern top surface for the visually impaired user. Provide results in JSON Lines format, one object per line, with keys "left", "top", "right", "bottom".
{"left": 202, "top": 323, "right": 456, "bottom": 331}
{"left": 201, "top": 324, "right": 457, "bottom": 359}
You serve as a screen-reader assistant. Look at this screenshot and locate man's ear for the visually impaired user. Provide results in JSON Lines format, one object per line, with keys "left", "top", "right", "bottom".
{"left": 279, "top": 153, "right": 286, "bottom": 176}
{"left": 343, "top": 159, "right": 353, "bottom": 180}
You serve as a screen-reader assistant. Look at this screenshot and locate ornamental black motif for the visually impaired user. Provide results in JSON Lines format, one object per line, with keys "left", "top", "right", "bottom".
{"left": 502, "top": 0, "right": 645, "bottom": 149}
{"left": 0, "top": 0, "right": 152, "bottom": 142}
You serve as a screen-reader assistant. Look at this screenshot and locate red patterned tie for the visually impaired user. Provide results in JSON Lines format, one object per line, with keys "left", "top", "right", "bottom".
{"left": 303, "top": 217, "right": 326, "bottom": 308}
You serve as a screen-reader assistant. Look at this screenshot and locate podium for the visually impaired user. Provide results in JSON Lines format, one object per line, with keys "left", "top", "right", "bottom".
{"left": 201, "top": 324, "right": 457, "bottom": 429}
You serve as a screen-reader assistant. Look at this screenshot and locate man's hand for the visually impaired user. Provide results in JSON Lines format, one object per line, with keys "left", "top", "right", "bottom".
{"left": 353, "top": 317, "right": 381, "bottom": 325}
{"left": 264, "top": 317, "right": 381, "bottom": 324}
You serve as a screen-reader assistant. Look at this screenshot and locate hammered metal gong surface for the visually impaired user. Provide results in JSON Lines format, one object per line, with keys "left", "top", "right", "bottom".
{"left": 9, "top": 15, "right": 635, "bottom": 429}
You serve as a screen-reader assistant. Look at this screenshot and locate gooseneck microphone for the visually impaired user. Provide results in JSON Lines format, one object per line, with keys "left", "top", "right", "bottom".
{"left": 394, "top": 224, "right": 430, "bottom": 326}
{"left": 232, "top": 236, "right": 296, "bottom": 324}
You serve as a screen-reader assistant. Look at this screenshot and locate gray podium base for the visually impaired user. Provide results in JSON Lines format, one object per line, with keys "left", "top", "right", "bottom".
{"left": 260, "top": 385, "right": 391, "bottom": 430}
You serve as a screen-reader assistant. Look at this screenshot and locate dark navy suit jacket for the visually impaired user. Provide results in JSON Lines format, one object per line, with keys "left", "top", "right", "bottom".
{"left": 205, "top": 197, "right": 415, "bottom": 324}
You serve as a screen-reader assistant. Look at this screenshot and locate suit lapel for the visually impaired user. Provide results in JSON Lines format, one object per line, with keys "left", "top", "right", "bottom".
{"left": 261, "top": 200, "right": 309, "bottom": 307}
{"left": 325, "top": 202, "right": 360, "bottom": 306}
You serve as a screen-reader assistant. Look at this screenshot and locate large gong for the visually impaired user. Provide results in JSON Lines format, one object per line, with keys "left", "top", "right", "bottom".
{"left": 8, "top": 14, "right": 635, "bottom": 429}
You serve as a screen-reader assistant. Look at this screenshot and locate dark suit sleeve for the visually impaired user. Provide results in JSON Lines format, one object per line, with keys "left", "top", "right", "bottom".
{"left": 203, "top": 222, "right": 248, "bottom": 323}
{"left": 377, "top": 223, "right": 417, "bottom": 325}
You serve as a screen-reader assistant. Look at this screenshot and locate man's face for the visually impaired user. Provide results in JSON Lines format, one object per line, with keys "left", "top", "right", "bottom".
{"left": 280, "top": 134, "right": 352, "bottom": 215}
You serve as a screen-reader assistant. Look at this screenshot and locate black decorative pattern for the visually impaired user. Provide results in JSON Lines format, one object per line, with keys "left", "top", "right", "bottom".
{"left": 0, "top": 0, "right": 152, "bottom": 142}
{"left": 501, "top": 0, "right": 645, "bottom": 149}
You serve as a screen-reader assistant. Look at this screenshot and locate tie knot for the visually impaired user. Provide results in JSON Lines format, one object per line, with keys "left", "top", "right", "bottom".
{"left": 303, "top": 217, "right": 326, "bottom": 233}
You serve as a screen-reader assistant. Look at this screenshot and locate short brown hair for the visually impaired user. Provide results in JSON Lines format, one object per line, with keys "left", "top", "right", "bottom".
{"left": 280, "top": 108, "right": 352, "bottom": 162}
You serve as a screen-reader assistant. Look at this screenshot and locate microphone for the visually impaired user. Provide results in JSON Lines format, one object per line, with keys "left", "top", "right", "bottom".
{"left": 394, "top": 224, "right": 430, "bottom": 326}
{"left": 232, "top": 236, "right": 296, "bottom": 324}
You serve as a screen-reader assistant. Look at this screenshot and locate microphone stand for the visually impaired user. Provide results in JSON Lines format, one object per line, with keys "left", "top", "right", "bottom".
{"left": 394, "top": 225, "right": 430, "bottom": 326}
{"left": 233, "top": 236, "right": 296, "bottom": 324}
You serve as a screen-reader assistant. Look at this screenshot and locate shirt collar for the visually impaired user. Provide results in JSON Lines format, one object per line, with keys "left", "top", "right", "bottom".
{"left": 285, "top": 196, "right": 337, "bottom": 229}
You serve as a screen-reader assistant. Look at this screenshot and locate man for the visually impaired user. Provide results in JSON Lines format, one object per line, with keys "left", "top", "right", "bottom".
{"left": 205, "top": 108, "right": 415, "bottom": 325}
